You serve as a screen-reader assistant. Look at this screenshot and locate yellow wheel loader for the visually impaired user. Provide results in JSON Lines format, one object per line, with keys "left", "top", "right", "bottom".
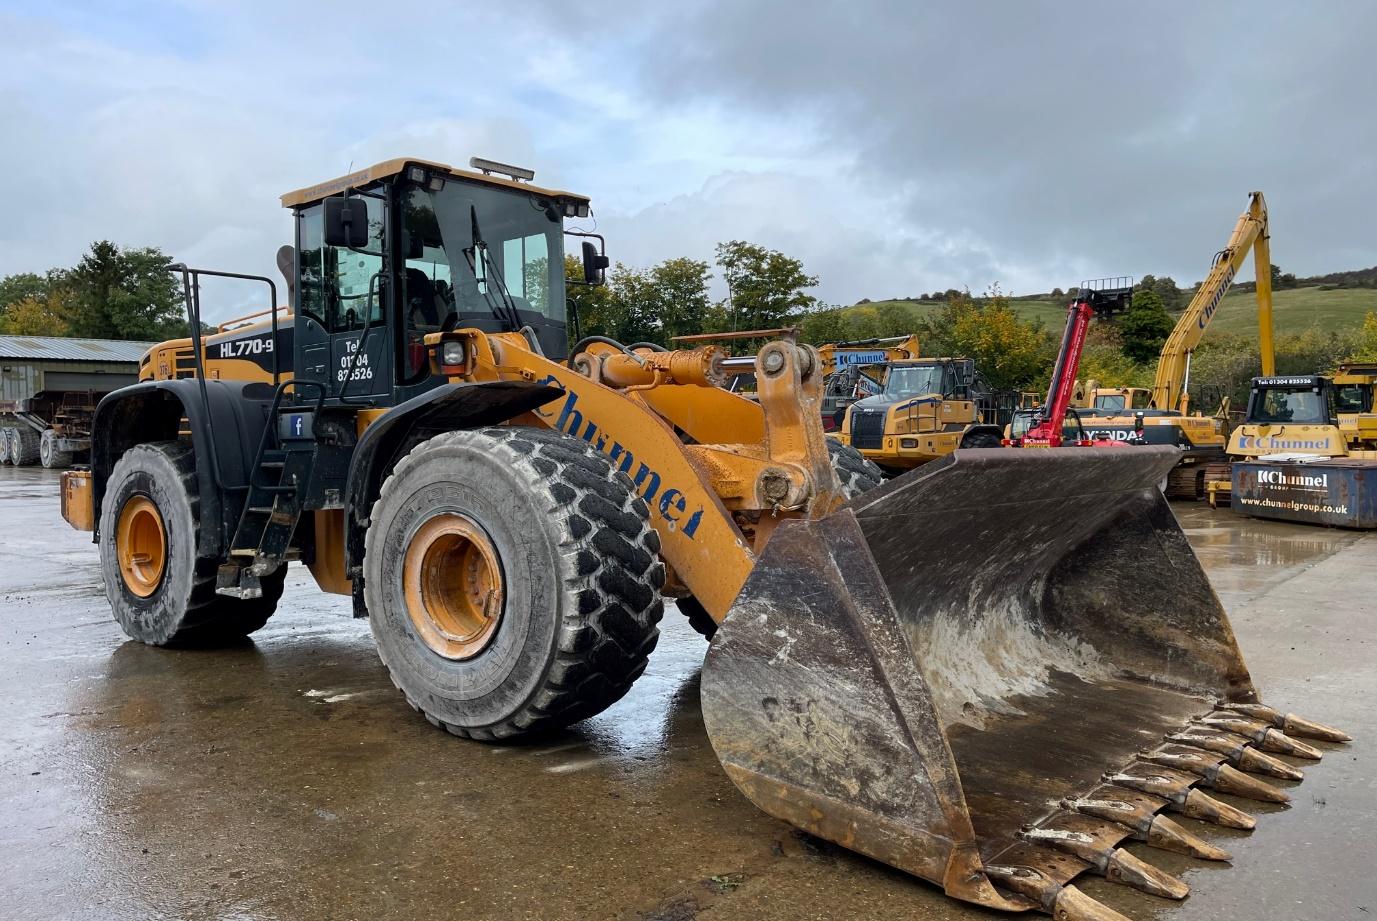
{"left": 61, "top": 157, "right": 1347, "bottom": 921}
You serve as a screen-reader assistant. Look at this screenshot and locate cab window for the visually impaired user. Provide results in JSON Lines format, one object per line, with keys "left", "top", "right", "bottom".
{"left": 1335, "top": 384, "right": 1370, "bottom": 414}
{"left": 1253, "top": 388, "right": 1327, "bottom": 424}
{"left": 296, "top": 194, "right": 387, "bottom": 333}
{"left": 502, "top": 234, "right": 551, "bottom": 315}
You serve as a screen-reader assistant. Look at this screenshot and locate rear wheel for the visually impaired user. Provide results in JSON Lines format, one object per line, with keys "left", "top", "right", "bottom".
{"left": 10, "top": 427, "right": 39, "bottom": 466}
{"left": 364, "top": 426, "right": 665, "bottom": 740}
{"left": 40, "top": 429, "right": 73, "bottom": 469}
{"left": 678, "top": 439, "right": 882, "bottom": 638}
{"left": 101, "top": 441, "right": 284, "bottom": 645}
{"left": 0, "top": 428, "right": 11, "bottom": 465}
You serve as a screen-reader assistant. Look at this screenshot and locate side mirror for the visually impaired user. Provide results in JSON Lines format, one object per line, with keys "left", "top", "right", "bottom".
{"left": 324, "top": 196, "right": 371, "bottom": 248}
{"left": 581, "top": 240, "right": 610, "bottom": 285}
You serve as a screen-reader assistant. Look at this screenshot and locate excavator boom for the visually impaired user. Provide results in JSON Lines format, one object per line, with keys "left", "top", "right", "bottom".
{"left": 1152, "top": 191, "right": 1274, "bottom": 413}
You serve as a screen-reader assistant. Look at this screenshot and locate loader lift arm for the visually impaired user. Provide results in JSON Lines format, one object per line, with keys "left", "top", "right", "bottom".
{"left": 1152, "top": 191, "right": 1275, "bottom": 413}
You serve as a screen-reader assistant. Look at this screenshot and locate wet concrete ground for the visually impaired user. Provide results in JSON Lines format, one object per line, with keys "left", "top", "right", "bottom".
{"left": 2, "top": 466, "right": 1373, "bottom": 921}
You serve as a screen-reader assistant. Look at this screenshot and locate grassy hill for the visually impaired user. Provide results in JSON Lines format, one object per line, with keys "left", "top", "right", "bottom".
{"left": 843, "top": 286, "right": 1376, "bottom": 340}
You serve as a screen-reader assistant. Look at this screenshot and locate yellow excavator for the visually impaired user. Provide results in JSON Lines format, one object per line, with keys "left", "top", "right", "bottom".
{"left": 1076, "top": 193, "right": 1276, "bottom": 498}
{"left": 60, "top": 158, "right": 1345, "bottom": 921}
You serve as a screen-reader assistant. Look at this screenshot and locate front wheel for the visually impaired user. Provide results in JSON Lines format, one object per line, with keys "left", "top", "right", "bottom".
{"left": 100, "top": 441, "right": 284, "bottom": 646}
{"left": 364, "top": 427, "right": 665, "bottom": 740}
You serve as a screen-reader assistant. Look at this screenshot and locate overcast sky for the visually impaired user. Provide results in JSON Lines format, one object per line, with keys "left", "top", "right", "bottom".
{"left": 1, "top": 0, "right": 1373, "bottom": 320}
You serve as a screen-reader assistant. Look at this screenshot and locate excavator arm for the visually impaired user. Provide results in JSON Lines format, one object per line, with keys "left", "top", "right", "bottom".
{"left": 1151, "top": 191, "right": 1275, "bottom": 413}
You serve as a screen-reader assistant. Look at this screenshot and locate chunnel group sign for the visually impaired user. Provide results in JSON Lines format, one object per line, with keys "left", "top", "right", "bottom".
{"left": 1232, "top": 460, "right": 1376, "bottom": 528}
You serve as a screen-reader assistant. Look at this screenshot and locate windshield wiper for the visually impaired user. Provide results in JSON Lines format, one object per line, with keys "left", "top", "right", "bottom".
{"left": 462, "top": 205, "right": 523, "bottom": 331}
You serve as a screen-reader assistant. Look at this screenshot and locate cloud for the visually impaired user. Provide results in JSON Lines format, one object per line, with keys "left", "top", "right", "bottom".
{"left": 1, "top": 0, "right": 1373, "bottom": 318}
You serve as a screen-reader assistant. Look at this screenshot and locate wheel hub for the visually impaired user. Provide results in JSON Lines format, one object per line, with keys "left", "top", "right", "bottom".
{"left": 116, "top": 495, "right": 167, "bottom": 597}
{"left": 403, "top": 514, "right": 505, "bottom": 660}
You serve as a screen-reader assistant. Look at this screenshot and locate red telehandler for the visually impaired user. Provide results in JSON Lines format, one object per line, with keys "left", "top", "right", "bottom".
{"left": 1009, "top": 287, "right": 1144, "bottom": 448}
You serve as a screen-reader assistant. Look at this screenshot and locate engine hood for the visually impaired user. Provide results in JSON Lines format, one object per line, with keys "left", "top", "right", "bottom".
{"left": 851, "top": 391, "right": 943, "bottom": 413}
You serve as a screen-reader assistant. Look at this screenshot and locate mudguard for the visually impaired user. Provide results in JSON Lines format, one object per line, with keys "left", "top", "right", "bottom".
{"left": 342, "top": 380, "right": 564, "bottom": 573}
{"left": 89, "top": 379, "right": 276, "bottom": 556}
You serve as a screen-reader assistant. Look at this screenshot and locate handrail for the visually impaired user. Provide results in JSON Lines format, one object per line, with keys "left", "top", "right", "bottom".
{"left": 219, "top": 305, "right": 291, "bottom": 333}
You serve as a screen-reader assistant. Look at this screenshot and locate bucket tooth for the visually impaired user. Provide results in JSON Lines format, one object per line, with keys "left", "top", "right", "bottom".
{"left": 1017, "top": 825, "right": 1189, "bottom": 899}
{"left": 1106, "top": 767, "right": 1256, "bottom": 829}
{"left": 1261, "top": 729, "right": 1322, "bottom": 760}
{"left": 1145, "top": 814, "right": 1232, "bottom": 861}
{"left": 1064, "top": 790, "right": 1229, "bottom": 861}
{"left": 1141, "top": 745, "right": 1291, "bottom": 803}
{"left": 1181, "top": 788, "right": 1256, "bottom": 830}
{"left": 1217, "top": 702, "right": 1351, "bottom": 743}
{"left": 1199, "top": 715, "right": 1323, "bottom": 760}
{"left": 1209, "top": 762, "right": 1291, "bottom": 804}
{"left": 1105, "top": 848, "right": 1191, "bottom": 900}
{"left": 985, "top": 866, "right": 1133, "bottom": 921}
{"left": 1167, "top": 729, "right": 1305, "bottom": 780}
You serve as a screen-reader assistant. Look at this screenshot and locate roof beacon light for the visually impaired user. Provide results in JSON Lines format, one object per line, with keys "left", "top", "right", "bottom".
{"left": 469, "top": 157, "right": 535, "bottom": 183}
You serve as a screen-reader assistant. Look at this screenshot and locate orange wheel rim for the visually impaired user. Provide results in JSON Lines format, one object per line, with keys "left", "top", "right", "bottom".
{"left": 116, "top": 495, "right": 166, "bottom": 597}
{"left": 402, "top": 514, "right": 504, "bottom": 660}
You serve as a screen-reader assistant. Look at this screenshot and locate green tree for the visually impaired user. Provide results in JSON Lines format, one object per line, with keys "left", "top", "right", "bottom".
{"left": 0, "top": 272, "right": 53, "bottom": 312}
{"left": 1353, "top": 310, "right": 1377, "bottom": 361}
{"left": 646, "top": 257, "right": 712, "bottom": 342}
{"left": 1118, "top": 288, "right": 1175, "bottom": 363}
{"left": 66, "top": 241, "right": 185, "bottom": 340}
{"left": 0, "top": 289, "right": 73, "bottom": 336}
{"left": 715, "top": 240, "right": 818, "bottom": 330}
{"left": 917, "top": 289, "right": 1055, "bottom": 392}
{"left": 799, "top": 308, "right": 851, "bottom": 345}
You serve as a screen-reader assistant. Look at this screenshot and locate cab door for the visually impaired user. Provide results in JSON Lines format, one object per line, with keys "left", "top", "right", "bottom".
{"left": 292, "top": 194, "right": 393, "bottom": 405}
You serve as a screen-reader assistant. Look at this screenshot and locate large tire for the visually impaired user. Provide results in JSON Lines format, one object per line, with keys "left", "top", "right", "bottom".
{"left": 0, "top": 428, "right": 11, "bottom": 465}
{"left": 11, "top": 427, "right": 40, "bottom": 466}
{"left": 678, "top": 439, "right": 882, "bottom": 638}
{"left": 827, "top": 438, "right": 884, "bottom": 494}
{"left": 959, "top": 427, "right": 1003, "bottom": 449}
{"left": 101, "top": 441, "right": 284, "bottom": 646}
{"left": 40, "top": 429, "right": 73, "bottom": 469}
{"left": 364, "top": 426, "right": 665, "bottom": 740}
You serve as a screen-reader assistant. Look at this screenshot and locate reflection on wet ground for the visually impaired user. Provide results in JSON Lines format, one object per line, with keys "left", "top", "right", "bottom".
{"left": 2, "top": 467, "right": 1373, "bottom": 920}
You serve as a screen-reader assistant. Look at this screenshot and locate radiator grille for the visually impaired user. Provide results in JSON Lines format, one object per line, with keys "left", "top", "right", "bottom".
{"left": 851, "top": 410, "right": 886, "bottom": 450}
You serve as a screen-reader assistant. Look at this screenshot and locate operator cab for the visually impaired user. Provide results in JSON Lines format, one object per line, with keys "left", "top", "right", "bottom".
{"left": 1091, "top": 387, "right": 1152, "bottom": 412}
{"left": 1244, "top": 376, "right": 1334, "bottom": 426}
{"left": 282, "top": 157, "right": 606, "bottom": 408}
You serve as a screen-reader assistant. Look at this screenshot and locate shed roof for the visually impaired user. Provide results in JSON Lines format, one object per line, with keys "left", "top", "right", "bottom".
{"left": 0, "top": 335, "right": 154, "bottom": 362}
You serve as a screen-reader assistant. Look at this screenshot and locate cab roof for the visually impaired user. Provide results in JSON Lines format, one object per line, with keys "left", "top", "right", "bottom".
{"left": 279, "top": 157, "right": 591, "bottom": 209}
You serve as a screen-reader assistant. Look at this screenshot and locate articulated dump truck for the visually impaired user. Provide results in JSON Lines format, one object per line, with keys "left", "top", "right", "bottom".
{"left": 62, "top": 158, "right": 1348, "bottom": 921}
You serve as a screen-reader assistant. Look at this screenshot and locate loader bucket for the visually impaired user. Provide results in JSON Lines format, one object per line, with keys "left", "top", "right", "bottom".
{"left": 701, "top": 446, "right": 1348, "bottom": 919}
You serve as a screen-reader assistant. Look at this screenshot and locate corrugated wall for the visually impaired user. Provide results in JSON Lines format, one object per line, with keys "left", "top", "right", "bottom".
{"left": 0, "top": 359, "right": 140, "bottom": 403}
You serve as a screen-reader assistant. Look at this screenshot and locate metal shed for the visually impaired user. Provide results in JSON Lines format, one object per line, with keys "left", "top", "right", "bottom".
{"left": 0, "top": 335, "right": 152, "bottom": 405}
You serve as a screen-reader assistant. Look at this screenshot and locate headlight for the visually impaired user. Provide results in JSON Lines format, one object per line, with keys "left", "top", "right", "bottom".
{"left": 441, "top": 340, "right": 466, "bottom": 366}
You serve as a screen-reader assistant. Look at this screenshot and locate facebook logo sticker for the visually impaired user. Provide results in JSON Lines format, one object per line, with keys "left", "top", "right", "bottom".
{"left": 282, "top": 413, "right": 310, "bottom": 439}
